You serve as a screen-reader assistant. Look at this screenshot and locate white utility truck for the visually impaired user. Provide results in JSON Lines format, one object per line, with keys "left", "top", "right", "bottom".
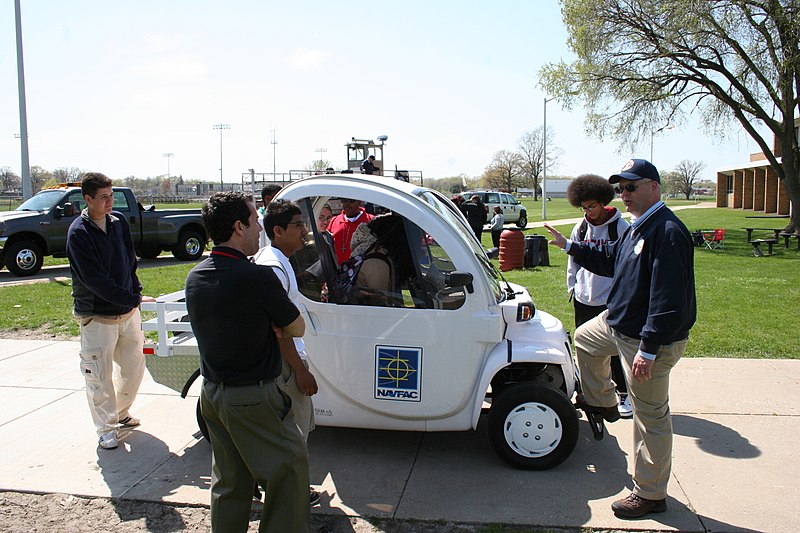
{"left": 142, "top": 174, "right": 580, "bottom": 470}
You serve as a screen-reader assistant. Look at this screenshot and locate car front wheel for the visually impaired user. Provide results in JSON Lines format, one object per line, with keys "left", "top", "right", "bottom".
{"left": 5, "top": 240, "right": 44, "bottom": 277}
{"left": 516, "top": 212, "right": 528, "bottom": 229}
{"left": 487, "top": 383, "right": 578, "bottom": 470}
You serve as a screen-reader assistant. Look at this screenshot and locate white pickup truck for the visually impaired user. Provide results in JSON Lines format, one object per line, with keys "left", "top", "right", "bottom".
{"left": 142, "top": 174, "right": 579, "bottom": 470}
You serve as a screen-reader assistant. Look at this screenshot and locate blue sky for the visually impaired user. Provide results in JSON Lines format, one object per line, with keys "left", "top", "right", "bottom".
{"left": 1, "top": 1, "right": 765, "bottom": 185}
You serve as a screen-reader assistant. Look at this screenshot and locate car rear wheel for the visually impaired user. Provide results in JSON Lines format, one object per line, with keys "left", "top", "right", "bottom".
{"left": 487, "top": 383, "right": 578, "bottom": 470}
{"left": 5, "top": 240, "right": 44, "bottom": 277}
{"left": 173, "top": 230, "right": 205, "bottom": 261}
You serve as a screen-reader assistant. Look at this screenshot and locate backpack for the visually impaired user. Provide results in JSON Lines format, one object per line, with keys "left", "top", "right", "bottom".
{"left": 578, "top": 217, "right": 618, "bottom": 243}
{"left": 330, "top": 252, "right": 394, "bottom": 304}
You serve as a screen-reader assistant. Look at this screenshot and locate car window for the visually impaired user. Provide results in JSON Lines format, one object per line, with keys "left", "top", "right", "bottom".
{"left": 65, "top": 191, "right": 84, "bottom": 213}
{"left": 112, "top": 190, "right": 131, "bottom": 212}
{"left": 292, "top": 196, "right": 465, "bottom": 310}
{"left": 487, "top": 192, "right": 500, "bottom": 203}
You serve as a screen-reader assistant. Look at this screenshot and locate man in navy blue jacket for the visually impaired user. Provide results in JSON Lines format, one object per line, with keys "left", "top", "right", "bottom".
{"left": 545, "top": 159, "right": 696, "bottom": 519}
{"left": 67, "top": 173, "right": 152, "bottom": 450}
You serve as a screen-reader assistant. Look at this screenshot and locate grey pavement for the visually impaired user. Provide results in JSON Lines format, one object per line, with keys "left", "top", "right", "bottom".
{"left": 0, "top": 339, "right": 796, "bottom": 532}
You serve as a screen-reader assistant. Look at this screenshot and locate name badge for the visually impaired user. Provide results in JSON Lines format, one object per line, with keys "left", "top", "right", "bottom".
{"left": 634, "top": 239, "right": 644, "bottom": 255}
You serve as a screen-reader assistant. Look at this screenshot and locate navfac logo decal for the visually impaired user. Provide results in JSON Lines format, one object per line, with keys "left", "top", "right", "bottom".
{"left": 374, "top": 345, "right": 422, "bottom": 402}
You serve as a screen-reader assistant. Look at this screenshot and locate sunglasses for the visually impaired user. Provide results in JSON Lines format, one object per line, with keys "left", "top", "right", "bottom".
{"left": 287, "top": 220, "right": 307, "bottom": 228}
{"left": 614, "top": 182, "right": 648, "bottom": 193}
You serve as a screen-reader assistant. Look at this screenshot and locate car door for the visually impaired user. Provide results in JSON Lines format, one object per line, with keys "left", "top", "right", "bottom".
{"left": 48, "top": 190, "right": 84, "bottom": 253}
{"left": 284, "top": 185, "right": 503, "bottom": 432}
{"left": 501, "top": 193, "right": 517, "bottom": 222}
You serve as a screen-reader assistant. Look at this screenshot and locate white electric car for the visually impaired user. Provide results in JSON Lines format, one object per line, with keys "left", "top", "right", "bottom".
{"left": 143, "top": 174, "right": 579, "bottom": 470}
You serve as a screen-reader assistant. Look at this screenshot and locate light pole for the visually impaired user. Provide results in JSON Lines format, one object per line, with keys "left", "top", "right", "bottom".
{"left": 162, "top": 152, "right": 173, "bottom": 179}
{"left": 542, "top": 96, "right": 557, "bottom": 221}
{"left": 649, "top": 123, "right": 674, "bottom": 162}
{"left": 271, "top": 129, "right": 278, "bottom": 178}
{"left": 213, "top": 123, "right": 230, "bottom": 189}
{"left": 14, "top": 0, "right": 31, "bottom": 200}
{"left": 315, "top": 147, "right": 327, "bottom": 170}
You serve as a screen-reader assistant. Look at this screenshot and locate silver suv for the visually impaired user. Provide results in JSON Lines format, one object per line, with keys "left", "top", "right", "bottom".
{"left": 459, "top": 191, "right": 528, "bottom": 228}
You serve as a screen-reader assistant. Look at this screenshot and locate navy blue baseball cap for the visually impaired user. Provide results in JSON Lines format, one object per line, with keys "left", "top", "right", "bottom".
{"left": 609, "top": 158, "right": 660, "bottom": 184}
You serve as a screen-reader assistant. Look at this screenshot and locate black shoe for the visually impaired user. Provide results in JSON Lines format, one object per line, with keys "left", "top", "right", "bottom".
{"left": 309, "top": 489, "right": 321, "bottom": 506}
{"left": 576, "top": 393, "right": 620, "bottom": 423}
{"left": 612, "top": 493, "right": 667, "bottom": 519}
{"left": 589, "top": 404, "right": 621, "bottom": 423}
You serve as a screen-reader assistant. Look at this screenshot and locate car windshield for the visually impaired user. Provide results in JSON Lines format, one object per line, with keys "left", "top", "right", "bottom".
{"left": 417, "top": 190, "right": 504, "bottom": 303}
{"left": 17, "top": 190, "right": 64, "bottom": 211}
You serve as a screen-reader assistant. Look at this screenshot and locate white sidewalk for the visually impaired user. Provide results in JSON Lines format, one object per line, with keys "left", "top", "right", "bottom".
{"left": 0, "top": 338, "right": 796, "bottom": 532}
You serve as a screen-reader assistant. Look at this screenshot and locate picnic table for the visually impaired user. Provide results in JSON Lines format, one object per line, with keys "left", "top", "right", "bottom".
{"left": 743, "top": 227, "right": 783, "bottom": 256}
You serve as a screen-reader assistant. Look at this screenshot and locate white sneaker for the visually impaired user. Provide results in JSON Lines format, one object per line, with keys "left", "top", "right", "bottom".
{"left": 618, "top": 393, "right": 633, "bottom": 419}
{"left": 119, "top": 415, "right": 140, "bottom": 428}
{"left": 99, "top": 431, "right": 119, "bottom": 450}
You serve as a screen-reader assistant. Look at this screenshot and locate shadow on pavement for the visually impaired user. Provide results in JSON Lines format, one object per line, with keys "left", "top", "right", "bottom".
{"left": 97, "top": 430, "right": 209, "bottom": 532}
{"left": 673, "top": 414, "right": 761, "bottom": 459}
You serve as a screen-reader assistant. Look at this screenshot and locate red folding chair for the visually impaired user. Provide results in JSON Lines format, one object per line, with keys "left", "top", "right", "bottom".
{"left": 704, "top": 228, "right": 725, "bottom": 250}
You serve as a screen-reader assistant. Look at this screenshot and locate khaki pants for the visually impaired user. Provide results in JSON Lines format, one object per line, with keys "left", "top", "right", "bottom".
{"left": 277, "top": 357, "right": 315, "bottom": 441}
{"left": 201, "top": 379, "right": 309, "bottom": 533}
{"left": 574, "top": 310, "right": 687, "bottom": 500}
{"left": 78, "top": 308, "right": 145, "bottom": 436}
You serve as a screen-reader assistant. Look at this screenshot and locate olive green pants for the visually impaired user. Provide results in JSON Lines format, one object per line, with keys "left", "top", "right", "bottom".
{"left": 201, "top": 379, "right": 309, "bottom": 533}
{"left": 574, "top": 310, "right": 687, "bottom": 500}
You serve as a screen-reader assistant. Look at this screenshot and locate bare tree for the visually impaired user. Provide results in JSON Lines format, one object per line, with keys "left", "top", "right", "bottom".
{"left": 481, "top": 150, "right": 525, "bottom": 191}
{"left": 668, "top": 160, "right": 707, "bottom": 200}
{"left": 0, "top": 166, "right": 21, "bottom": 192}
{"left": 540, "top": 0, "right": 800, "bottom": 232}
{"left": 517, "top": 126, "right": 563, "bottom": 200}
{"left": 52, "top": 167, "right": 85, "bottom": 183}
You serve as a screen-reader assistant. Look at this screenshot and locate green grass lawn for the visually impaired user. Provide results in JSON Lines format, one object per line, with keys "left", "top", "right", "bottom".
{"left": 1, "top": 205, "right": 796, "bottom": 358}
{"left": 487, "top": 206, "right": 797, "bottom": 359}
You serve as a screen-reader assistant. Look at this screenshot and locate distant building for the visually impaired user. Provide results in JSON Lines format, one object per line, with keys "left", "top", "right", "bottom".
{"left": 519, "top": 178, "right": 573, "bottom": 199}
{"left": 715, "top": 119, "right": 796, "bottom": 216}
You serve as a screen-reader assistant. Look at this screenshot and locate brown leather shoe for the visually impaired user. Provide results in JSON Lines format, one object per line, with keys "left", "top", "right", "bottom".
{"left": 611, "top": 493, "right": 667, "bottom": 518}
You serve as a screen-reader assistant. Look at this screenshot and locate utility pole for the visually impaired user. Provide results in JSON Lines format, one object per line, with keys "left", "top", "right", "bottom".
{"left": 213, "top": 124, "right": 229, "bottom": 189}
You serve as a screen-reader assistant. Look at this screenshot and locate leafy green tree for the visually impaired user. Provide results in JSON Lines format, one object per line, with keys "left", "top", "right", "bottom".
{"left": 540, "top": 0, "right": 800, "bottom": 232}
{"left": 306, "top": 159, "right": 334, "bottom": 172}
{"left": 30, "top": 166, "right": 52, "bottom": 193}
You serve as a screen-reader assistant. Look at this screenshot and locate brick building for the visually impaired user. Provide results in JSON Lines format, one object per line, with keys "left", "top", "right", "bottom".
{"left": 715, "top": 119, "right": 797, "bottom": 216}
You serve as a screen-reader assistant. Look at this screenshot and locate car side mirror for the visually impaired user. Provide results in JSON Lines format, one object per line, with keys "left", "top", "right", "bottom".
{"left": 445, "top": 271, "right": 474, "bottom": 294}
{"left": 53, "top": 206, "right": 63, "bottom": 219}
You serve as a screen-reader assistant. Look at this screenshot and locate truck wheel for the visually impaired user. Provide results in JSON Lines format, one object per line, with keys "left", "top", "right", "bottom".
{"left": 516, "top": 212, "right": 528, "bottom": 229}
{"left": 196, "top": 398, "right": 210, "bottom": 442}
{"left": 5, "top": 240, "right": 44, "bottom": 277}
{"left": 137, "top": 246, "right": 161, "bottom": 259}
{"left": 487, "top": 383, "right": 578, "bottom": 470}
{"left": 173, "top": 230, "right": 205, "bottom": 261}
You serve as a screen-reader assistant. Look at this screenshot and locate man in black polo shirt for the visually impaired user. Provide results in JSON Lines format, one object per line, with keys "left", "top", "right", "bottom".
{"left": 185, "top": 191, "right": 309, "bottom": 532}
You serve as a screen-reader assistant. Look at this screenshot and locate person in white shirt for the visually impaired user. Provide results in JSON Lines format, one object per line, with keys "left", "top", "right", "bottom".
{"left": 257, "top": 184, "right": 282, "bottom": 248}
{"left": 566, "top": 174, "right": 632, "bottom": 418}
{"left": 253, "top": 198, "right": 320, "bottom": 506}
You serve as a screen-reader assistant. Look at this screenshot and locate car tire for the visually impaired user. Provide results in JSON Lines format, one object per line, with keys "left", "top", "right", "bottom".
{"left": 137, "top": 246, "right": 161, "bottom": 259}
{"left": 173, "top": 230, "right": 205, "bottom": 261}
{"left": 516, "top": 212, "right": 528, "bottom": 229}
{"left": 487, "top": 382, "right": 578, "bottom": 470}
{"left": 196, "top": 398, "right": 210, "bottom": 442}
{"left": 5, "top": 239, "right": 44, "bottom": 277}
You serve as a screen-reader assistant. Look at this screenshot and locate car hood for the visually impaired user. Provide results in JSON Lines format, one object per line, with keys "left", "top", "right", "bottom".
{"left": 0, "top": 210, "right": 45, "bottom": 223}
